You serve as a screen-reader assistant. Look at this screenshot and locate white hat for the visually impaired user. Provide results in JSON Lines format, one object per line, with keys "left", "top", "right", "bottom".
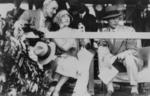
{"left": 103, "top": 5, "right": 123, "bottom": 20}
{"left": 34, "top": 41, "right": 56, "bottom": 65}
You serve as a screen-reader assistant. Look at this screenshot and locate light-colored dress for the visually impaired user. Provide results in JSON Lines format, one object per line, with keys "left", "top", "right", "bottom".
{"left": 56, "top": 53, "right": 79, "bottom": 78}
{"left": 54, "top": 27, "right": 79, "bottom": 78}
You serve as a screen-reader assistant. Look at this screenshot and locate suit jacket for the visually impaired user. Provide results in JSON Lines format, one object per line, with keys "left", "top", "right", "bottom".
{"left": 102, "top": 25, "right": 138, "bottom": 55}
{"left": 7, "top": 8, "right": 25, "bottom": 21}
{"left": 78, "top": 13, "right": 98, "bottom": 50}
{"left": 19, "top": 9, "right": 49, "bottom": 31}
{"left": 79, "top": 13, "right": 98, "bottom": 32}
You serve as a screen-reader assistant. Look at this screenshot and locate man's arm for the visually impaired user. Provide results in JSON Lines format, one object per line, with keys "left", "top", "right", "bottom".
{"left": 14, "top": 10, "right": 32, "bottom": 28}
{"left": 13, "top": 10, "right": 32, "bottom": 38}
{"left": 19, "top": 10, "right": 32, "bottom": 22}
{"left": 117, "top": 27, "right": 140, "bottom": 59}
{"left": 126, "top": 27, "right": 140, "bottom": 50}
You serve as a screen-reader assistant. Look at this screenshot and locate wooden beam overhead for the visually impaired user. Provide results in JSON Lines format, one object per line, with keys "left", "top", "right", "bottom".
{"left": 79, "top": 0, "right": 148, "bottom": 4}
{"left": 0, "top": 0, "right": 13, "bottom": 3}
{"left": 0, "top": 0, "right": 148, "bottom": 4}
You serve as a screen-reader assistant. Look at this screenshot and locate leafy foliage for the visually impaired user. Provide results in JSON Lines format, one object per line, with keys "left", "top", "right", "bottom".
{"left": 0, "top": 36, "right": 52, "bottom": 96}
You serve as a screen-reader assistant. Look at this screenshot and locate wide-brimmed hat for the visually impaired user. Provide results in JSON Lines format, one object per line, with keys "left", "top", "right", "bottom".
{"left": 53, "top": 10, "right": 73, "bottom": 24}
{"left": 102, "top": 5, "right": 123, "bottom": 20}
{"left": 34, "top": 41, "right": 56, "bottom": 65}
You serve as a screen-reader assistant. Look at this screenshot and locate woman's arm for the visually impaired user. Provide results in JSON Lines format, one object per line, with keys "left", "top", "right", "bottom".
{"left": 53, "top": 38, "right": 77, "bottom": 51}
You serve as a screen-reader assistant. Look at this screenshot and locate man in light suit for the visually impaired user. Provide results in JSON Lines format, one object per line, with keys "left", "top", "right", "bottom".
{"left": 97, "top": 5, "right": 143, "bottom": 96}
{"left": 15, "top": 0, "right": 58, "bottom": 35}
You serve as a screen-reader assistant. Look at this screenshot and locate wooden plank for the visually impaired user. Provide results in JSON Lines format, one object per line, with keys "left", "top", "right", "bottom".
{"left": 42, "top": 32, "right": 150, "bottom": 39}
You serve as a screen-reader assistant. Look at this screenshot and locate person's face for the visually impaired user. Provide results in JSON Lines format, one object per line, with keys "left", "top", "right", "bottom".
{"left": 95, "top": 4, "right": 103, "bottom": 12}
{"left": 60, "top": 14, "right": 70, "bottom": 27}
{"left": 45, "top": 1, "right": 58, "bottom": 18}
{"left": 108, "top": 17, "right": 120, "bottom": 28}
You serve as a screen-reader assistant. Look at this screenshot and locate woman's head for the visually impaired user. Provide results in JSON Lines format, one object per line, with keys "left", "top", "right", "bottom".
{"left": 53, "top": 10, "right": 73, "bottom": 28}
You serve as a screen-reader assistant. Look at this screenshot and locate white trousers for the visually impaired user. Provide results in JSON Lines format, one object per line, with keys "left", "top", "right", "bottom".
{"left": 97, "top": 46, "right": 143, "bottom": 91}
{"left": 72, "top": 48, "right": 94, "bottom": 96}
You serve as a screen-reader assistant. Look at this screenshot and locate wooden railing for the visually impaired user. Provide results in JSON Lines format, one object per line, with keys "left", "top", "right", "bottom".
{"left": 39, "top": 32, "right": 150, "bottom": 39}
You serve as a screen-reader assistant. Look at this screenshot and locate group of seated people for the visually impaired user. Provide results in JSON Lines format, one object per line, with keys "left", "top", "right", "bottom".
{"left": 0, "top": 0, "right": 150, "bottom": 96}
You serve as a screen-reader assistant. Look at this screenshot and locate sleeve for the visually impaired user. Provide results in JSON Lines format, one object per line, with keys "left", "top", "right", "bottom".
{"left": 126, "top": 27, "right": 139, "bottom": 50}
{"left": 14, "top": 10, "right": 32, "bottom": 31}
{"left": 19, "top": 10, "right": 32, "bottom": 23}
{"left": 85, "top": 15, "right": 98, "bottom": 32}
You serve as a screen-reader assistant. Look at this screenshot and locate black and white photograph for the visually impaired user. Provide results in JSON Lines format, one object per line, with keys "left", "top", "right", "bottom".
{"left": 0, "top": 0, "right": 150, "bottom": 96}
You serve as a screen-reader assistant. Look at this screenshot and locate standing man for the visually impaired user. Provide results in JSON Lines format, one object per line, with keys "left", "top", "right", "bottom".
{"left": 78, "top": 5, "right": 97, "bottom": 96}
{"left": 97, "top": 5, "right": 143, "bottom": 96}
{"left": 15, "top": 0, "right": 59, "bottom": 35}
{"left": 78, "top": 5, "right": 98, "bottom": 32}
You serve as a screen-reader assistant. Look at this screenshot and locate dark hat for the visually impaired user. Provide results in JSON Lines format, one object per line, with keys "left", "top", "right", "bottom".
{"left": 103, "top": 5, "right": 123, "bottom": 20}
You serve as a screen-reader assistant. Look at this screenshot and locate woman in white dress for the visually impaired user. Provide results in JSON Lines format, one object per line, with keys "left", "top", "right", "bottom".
{"left": 47, "top": 10, "right": 79, "bottom": 96}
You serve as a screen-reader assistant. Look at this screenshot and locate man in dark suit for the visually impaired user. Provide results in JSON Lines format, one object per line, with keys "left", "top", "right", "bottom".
{"left": 78, "top": 5, "right": 98, "bottom": 32}
{"left": 77, "top": 5, "right": 98, "bottom": 96}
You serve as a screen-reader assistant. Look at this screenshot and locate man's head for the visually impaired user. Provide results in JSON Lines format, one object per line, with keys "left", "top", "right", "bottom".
{"left": 107, "top": 15, "right": 120, "bottom": 28}
{"left": 103, "top": 5, "right": 124, "bottom": 28}
{"left": 43, "top": 0, "right": 59, "bottom": 18}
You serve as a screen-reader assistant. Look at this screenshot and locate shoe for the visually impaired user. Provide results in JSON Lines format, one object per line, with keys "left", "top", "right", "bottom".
{"left": 52, "top": 91, "right": 59, "bottom": 96}
{"left": 46, "top": 87, "right": 55, "bottom": 96}
{"left": 131, "top": 93, "right": 139, "bottom": 96}
{"left": 88, "top": 89, "right": 95, "bottom": 95}
{"left": 105, "top": 91, "right": 113, "bottom": 96}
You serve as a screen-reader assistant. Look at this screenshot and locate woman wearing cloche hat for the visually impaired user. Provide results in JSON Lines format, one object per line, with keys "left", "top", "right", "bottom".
{"left": 46, "top": 10, "right": 79, "bottom": 96}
